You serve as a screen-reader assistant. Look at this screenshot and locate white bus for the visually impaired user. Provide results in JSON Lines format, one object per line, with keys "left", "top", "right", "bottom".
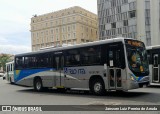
{"left": 6, "top": 61, "right": 14, "bottom": 84}
{"left": 147, "top": 45, "right": 160, "bottom": 86}
{"left": 14, "top": 38, "right": 149, "bottom": 95}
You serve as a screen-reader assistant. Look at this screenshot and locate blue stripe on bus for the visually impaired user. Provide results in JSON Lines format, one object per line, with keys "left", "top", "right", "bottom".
{"left": 14, "top": 68, "right": 55, "bottom": 82}
{"left": 131, "top": 73, "right": 145, "bottom": 82}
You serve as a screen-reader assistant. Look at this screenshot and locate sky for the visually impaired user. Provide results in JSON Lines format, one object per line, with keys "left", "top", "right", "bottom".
{"left": 0, "top": 0, "right": 97, "bottom": 55}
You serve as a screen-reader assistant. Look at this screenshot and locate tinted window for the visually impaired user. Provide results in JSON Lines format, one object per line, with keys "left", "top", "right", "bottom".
{"left": 36, "top": 53, "right": 52, "bottom": 68}
{"left": 81, "top": 46, "right": 101, "bottom": 65}
{"left": 147, "top": 50, "right": 152, "bottom": 64}
{"left": 107, "top": 43, "right": 125, "bottom": 69}
{"left": 15, "top": 53, "right": 53, "bottom": 69}
{"left": 65, "top": 50, "right": 80, "bottom": 66}
{"left": 15, "top": 57, "right": 24, "bottom": 69}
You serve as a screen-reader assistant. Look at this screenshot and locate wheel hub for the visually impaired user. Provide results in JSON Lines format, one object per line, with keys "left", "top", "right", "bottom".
{"left": 36, "top": 82, "right": 41, "bottom": 90}
{"left": 94, "top": 82, "right": 102, "bottom": 93}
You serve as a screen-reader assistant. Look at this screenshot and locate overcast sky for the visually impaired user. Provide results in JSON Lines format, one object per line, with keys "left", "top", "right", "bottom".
{"left": 0, "top": 0, "right": 97, "bottom": 55}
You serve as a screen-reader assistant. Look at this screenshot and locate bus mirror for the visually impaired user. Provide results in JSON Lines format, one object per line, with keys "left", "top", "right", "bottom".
{"left": 104, "top": 64, "right": 107, "bottom": 70}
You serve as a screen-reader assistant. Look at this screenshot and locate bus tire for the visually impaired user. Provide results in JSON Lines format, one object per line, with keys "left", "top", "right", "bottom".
{"left": 90, "top": 78, "right": 105, "bottom": 95}
{"left": 34, "top": 78, "right": 43, "bottom": 92}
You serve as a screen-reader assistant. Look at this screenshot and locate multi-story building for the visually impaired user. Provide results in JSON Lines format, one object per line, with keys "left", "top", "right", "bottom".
{"left": 97, "top": 0, "right": 160, "bottom": 46}
{"left": 31, "top": 6, "right": 98, "bottom": 51}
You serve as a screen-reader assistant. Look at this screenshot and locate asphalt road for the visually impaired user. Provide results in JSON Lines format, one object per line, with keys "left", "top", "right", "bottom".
{"left": 0, "top": 77, "right": 160, "bottom": 114}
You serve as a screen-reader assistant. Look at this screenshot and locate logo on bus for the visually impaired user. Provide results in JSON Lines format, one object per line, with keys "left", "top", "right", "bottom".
{"left": 64, "top": 68, "right": 85, "bottom": 74}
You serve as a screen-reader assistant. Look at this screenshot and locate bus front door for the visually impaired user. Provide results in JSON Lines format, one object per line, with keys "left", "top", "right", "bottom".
{"left": 107, "top": 43, "right": 123, "bottom": 90}
{"left": 55, "top": 55, "right": 65, "bottom": 88}
{"left": 153, "top": 54, "right": 159, "bottom": 83}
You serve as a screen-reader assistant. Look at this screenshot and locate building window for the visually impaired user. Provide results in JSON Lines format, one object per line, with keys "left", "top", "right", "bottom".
{"left": 72, "top": 25, "right": 75, "bottom": 30}
{"left": 117, "top": 6, "right": 121, "bottom": 13}
{"left": 68, "top": 26, "right": 70, "bottom": 32}
{"left": 63, "top": 35, "right": 65, "bottom": 40}
{"left": 145, "top": 1, "right": 150, "bottom": 9}
{"left": 117, "top": 28, "right": 122, "bottom": 34}
{"left": 123, "top": 27, "right": 128, "bottom": 33}
{"left": 68, "top": 34, "right": 71, "bottom": 39}
{"left": 145, "top": 18, "right": 150, "bottom": 25}
{"left": 123, "top": 20, "right": 128, "bottom": 26}
{"left": 145, "top": 9, "right": 150, "bottom": 17}
{"left": 51, "top": 36, "right": 54, "bottom": 42}
{"left": 129, "top": 11, "right": 136, "bottom": 18}
{"left": 146, "top": 31, "right": 151, "bottom": 38}
{"left": 73, "top": 33, "right": 76, "bottom": 39}
{"left": 56, "top": 35, "right": 59, "bottom": 41}
{"left": 111, "top": 22, "right": 116, "bottom": 28}
{"left": 129, "top": 2, "right": 136, "bottom": 10}
{"left": 51, "top": 30, "right": 53, "bottom": 34}
{"left": 112, "top": 29, "right": 116, "bottom": 35}
{"left": 56, "top": 28, "right": 58, "bottom": 33}
{"left": 122, "top": 0, "right": 128, "bottom": 4}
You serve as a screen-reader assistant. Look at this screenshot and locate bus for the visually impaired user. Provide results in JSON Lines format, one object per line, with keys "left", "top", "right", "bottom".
{"left": 147, "top": 45, "right": 160, "bottom": 86}
{"left": 14, "top": 38, "right": 149, "bottom": 95}
{"left": 6, "top": 61, "right": 14, "bottom": 84}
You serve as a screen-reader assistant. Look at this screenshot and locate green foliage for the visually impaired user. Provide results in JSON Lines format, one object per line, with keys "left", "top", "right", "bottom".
{"left": 0, "top": 54, "right": 11, "bottom": 72}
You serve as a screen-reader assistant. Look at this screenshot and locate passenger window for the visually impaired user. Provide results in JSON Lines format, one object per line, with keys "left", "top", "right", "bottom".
{"left": 81, "top": 46, "right": 101, "bottom": 65}
{"left": 15, "top": 57, "right": 24, "bottom": 69}
{"left": 65, "top": 50, "right": 80, "bottom": 66}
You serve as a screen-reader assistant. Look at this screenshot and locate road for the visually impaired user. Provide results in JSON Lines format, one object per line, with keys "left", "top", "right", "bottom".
{"left": 0, "top": 77, "right": 160, "bottom": 114}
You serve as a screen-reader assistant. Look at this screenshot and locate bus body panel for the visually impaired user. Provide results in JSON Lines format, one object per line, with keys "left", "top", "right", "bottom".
{"left": 14, "top": 38, "right": 149, "bottom": 91}
{"left": 147, "top": 46, "right": 160, "bottom": 86}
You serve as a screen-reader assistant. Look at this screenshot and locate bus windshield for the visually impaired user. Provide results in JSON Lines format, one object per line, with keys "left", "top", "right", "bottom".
{"left": 125, "top": 40, "right": 149, "bottom": 76}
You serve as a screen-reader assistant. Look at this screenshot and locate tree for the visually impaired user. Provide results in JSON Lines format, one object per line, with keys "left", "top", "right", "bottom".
{"left": 0, "top": 54, "right": 11, "bottom": 72}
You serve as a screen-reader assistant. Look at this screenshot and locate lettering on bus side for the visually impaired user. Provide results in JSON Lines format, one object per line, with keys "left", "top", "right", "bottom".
{"left": 64, "top": 68, "right": 85, "bottom": 74}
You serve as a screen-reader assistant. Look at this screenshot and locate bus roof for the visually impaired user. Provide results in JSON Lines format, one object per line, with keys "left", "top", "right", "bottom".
{"left": 146, "top": 45, "right": 160, "bottom": 50}
{"left": 6, "top": 61, "right": 14, "bottom": 65}
{"left": 15, "top": 37, "right": 140, "bottom": 57}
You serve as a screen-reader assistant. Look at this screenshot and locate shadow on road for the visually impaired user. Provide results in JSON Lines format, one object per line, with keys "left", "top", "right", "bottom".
{"left": 16, "top": 88, "right": 160, "bottom": 103}
{"left": 148, "top": 85, "right": 160, "bottom": 88}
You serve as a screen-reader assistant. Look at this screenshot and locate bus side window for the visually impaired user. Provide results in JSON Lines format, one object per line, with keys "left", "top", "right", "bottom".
{"left": 65, "top": 50, "right": 80, "bottom": 66}
{"left": 15, "top": 57, "right": 23, "bottom": 69}
{"left": 80, "top": 46, "right": 101, "bottom": 66}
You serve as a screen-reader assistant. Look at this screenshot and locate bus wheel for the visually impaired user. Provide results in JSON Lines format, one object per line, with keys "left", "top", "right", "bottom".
{"left": 91, "top": 79, "right": 105, "bottom": 95}
{"left": 34, "top": 78, "right": 43, "bottom": 92}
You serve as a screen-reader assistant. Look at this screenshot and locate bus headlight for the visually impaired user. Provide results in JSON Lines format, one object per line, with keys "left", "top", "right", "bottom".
{"left": 129, "top": 73, "right": 136, "bottom": 81}
{"left": 130, "top": 76, "right": 135, "bottom": 81}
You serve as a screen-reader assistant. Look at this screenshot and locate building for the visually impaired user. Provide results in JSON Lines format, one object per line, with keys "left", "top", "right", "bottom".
{"left": 97, "top": 0, "right": 160, "bottom": 46}
{"left": 31, "top": 6, "right": 98, "bottom": 51}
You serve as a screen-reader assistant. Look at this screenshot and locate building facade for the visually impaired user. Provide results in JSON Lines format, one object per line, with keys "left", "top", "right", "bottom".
{"left": 31, "top": 6, "right": 98, "bottom": 51}
{"left": 97, "top": 0, "right": 160, "bottom": 46}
